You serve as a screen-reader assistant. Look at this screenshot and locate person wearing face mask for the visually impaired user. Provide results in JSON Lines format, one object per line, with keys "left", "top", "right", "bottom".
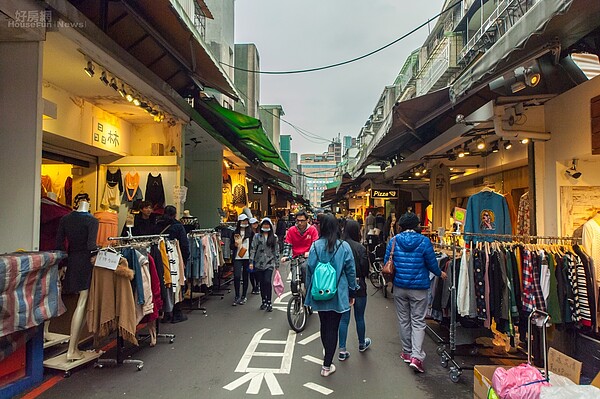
{"left": 249, "top": 218, "right": 280, "bottom": 311}
{"left": 248, "top": 217, "right": 260, "bottom": 295}
{"left": 230, "top": 214, "right": 254, "bottom": 305}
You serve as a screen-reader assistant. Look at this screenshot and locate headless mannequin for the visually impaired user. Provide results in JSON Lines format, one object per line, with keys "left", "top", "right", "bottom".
{"left": 67, "top": 200, "right": 91, "bottom": 361}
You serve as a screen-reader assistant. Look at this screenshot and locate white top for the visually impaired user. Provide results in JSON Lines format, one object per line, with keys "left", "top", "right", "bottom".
{"left": 582, "top": 218, "right": 600, "bottom": 283}
{"left": 236, "top": 230, "right": 250, "bottom": 260}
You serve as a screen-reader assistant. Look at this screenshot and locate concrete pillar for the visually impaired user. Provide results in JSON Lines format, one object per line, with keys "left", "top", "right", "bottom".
{"left": 0, "top": 42, "right": 44, "bottom": 252}
{"left": 185, "top": 147, "right": 223, "bottom": 228}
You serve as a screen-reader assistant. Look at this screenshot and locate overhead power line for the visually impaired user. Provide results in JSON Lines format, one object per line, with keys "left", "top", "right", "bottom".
{"left": 221, "top": 1, "right": 461, "bottom": 75}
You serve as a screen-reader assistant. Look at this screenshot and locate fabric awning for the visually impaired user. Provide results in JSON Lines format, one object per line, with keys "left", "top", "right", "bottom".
{"left": 450, "top": 0, "right": 600, "bottom": 102}
{"left": 194, "top": 98, "right": 290, "bottom": 172}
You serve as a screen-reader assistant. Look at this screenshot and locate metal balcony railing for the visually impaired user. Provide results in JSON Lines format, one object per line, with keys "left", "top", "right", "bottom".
{"left": 416, "top": 35, "right": 461, "bottom": 96}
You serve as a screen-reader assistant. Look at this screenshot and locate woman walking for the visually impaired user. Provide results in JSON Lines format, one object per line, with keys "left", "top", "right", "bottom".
{"left": 384, "top": 212, "right": 446, "bottom": 373}
{"left": 248, "top": 217, "right": 260, "bottom": 295}
{"left": 306, "top": 214, "right": 357, "bottom": 377}
{"left": 230, "top": 214, "right": 254, "bottom": 306}
{"left": 338, "top": 220, "right": 371, "bottom": 360}
{"left": 249, "top": 218, "right": 279, "bottom": 312}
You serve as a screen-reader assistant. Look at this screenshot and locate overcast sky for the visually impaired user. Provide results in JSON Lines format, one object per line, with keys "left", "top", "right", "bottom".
{"left": 234, "top": 0, "right": 445, "bottom": 155}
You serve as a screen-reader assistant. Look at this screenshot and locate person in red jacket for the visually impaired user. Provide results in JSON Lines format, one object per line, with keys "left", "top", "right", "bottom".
{"left": 281, "top": 210, "right": 319, "bottom": 290}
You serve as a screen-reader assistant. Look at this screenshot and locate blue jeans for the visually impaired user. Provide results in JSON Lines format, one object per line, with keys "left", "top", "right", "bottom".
{"left": 338, "top": 296, "right": 367, "bottom": 350}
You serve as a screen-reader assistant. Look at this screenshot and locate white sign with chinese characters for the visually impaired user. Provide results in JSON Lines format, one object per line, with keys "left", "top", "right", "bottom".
{"left": 173, "top": 186, "right": 188, "bottom": 203}
{"left": 92, "top": 117, "right": 123, "bottom": 154}
{"left": 94, "top": 250, "right": 121, "bottom": 271}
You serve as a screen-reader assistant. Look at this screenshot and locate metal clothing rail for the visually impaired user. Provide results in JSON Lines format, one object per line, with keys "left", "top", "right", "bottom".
{"left": 108, "top": 233, "right": 169, "bottom": 241}
{"left": 462, "top": 232, "right": 582, "bottom": 243}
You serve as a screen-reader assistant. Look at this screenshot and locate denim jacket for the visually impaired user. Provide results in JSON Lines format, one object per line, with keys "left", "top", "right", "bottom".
{"left": 305, "top": 239, "right": 357, "bottom": 313}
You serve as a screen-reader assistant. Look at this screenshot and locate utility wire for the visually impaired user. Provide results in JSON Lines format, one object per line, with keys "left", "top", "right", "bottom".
{"left": 221, "top": 1, "right": 461, "bottom": 75}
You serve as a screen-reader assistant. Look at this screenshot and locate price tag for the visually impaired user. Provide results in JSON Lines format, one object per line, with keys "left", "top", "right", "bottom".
{"left": 454, "top": 207, "right": 467, "bottom": 225}
{"left": 94, "top": 250, "right": 121, "bottom": 270}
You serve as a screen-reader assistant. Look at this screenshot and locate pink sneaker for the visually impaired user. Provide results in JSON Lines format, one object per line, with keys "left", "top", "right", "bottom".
{"left": 409, "top": 358, "right": 425, "bottom": 373}
{"left": 400, "top": 353, "right": 411, "bottom": 364}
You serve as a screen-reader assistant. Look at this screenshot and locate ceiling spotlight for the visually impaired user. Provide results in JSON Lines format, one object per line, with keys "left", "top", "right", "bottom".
{"left": 476, "top": 138, "right": 486, "bottom": 150}
{"left": 132, "top": 98, "right": 141, "bottom": 106}
{"left": 503, "top": 140, "right": 513, "bottom": 150}
{"left": 520, "top": 138, "right": 530, "bottom": 144}
{"left": 491, "top": 142, "right": 500, "bottom": 153}
{"left": 84, "top": 61, "right": 95, "bottom": 77}
{"left": 421, "top": 165, "right": 427, "bottom": 174}
{"left": 100, "top": 71, "right": 109, "bottom": 85}
{"left": 415, "top": 170, "right": 421, "bottom": 177}
{"left": 139, "top": 101, "right": 148, "bottom": 109}
{"left": 457, "top": 147, "right": 466, "bottom": 158}
{"left": 524, "top": 67, "right": 541, "bottom": 87}
{"left": 109, "top": 78, "right": 119, "bottom": 91}
{"left": 150, "top": 109, "right": 159, "bottom": 116}
{"left": 118, "top": 85, "right": 127, "bottom": 98}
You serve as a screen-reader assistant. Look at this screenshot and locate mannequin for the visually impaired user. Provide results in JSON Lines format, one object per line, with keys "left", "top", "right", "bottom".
{"left": 56, "top": 198, "right": 99, "bottom": 361}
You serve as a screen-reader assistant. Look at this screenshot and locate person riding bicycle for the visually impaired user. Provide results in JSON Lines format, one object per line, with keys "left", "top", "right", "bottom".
{"left": 281, "top": 210, "right": 319, "bottom": 292}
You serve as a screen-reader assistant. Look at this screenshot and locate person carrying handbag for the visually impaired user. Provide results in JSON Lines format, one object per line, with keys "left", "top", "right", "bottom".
{"left": 249, "top": 218, "right": 280, "bottom": 312}
{"left": 384, "top": 212, "right": 447, "bottom": 373}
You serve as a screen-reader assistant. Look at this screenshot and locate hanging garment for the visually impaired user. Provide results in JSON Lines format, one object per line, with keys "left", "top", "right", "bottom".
{"left": 122, "top": 248, "right": 145, "bottom": 305}
{"left": 150, "top": 244, "right": 167, "bottom": 307}
{"left": 40, "top": 197, "right": 71, "bottom": 251}
{"left": 517, "top": 192, "right": 530, "bottom": 236}
{"left": 41, "top": 175, "right": 53, "bottom": 197}
{"left": 94, "top": 211, "right": 119, "bottom": 246}
{"left": 145, "top": 173, "right": 166, "bottom": 212}
{"left": 174, "top": 240, "right": 185, "bottom": 303}
{"left": 135, "top": 252, "right": 154, "bottom": 323}
{"left": 106, "top": 168, "right": 123, "bottom": 193}
{"left": 457, "top": 249, "right": 471, "bottom": 317}
{"left": 101, "top": 182, "right": 121, "bottom": 210}
{"left": 188, "top": 236, "right": 204, "bottom": 280}
{"left": 464, "top": 191, "right": 512, "bottom": 240}
{"left": 64, "top": 176, "right": 73, "bottom": 207}
{"left": 503, "top": 194, "right": 518, "bottom": 235}
{"left": 122, "top": 172, "right": 143, "bottom": 209}
{"left": 165, "top": 240, "right": 180, "bottom": 295}
{"left": 86, "top": 259, "right": 138, "bottom": 346}
{"left": 56, "top": 211, "right": 99, "bottom": 293}
{"left": 428, "top": 164, "right": 451, "bottom": 230}
{"left": 582, "top": 218, "right": 600, "bottom": 284}
{"left": 232, "top": 184, "right": 247, "bottom": 206}
{"left": 141, "top": 254, "right": 162, "bottom": 323}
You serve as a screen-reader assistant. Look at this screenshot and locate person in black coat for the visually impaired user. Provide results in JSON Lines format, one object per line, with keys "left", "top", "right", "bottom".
{"left": 156, "top": 205, "right": 190, "bottom": 323}
{"left": 338, "top": 219, "right": 372, "bottom": 360}
{"left": 121, "top": 200, "right": 157, "bottom": 237}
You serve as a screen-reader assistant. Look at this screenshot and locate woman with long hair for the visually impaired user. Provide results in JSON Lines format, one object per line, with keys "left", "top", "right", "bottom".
{"left": 338, "top": 219, "right": 371, "bottom": 361}
{"left": 230, "top": 214, "right": 254, "bottom": 306}
{"left": 249, "top": 218, "right": 280, "bottom": 312}
{"left": 305, "top": 213, "right": 357, "bottom": 377}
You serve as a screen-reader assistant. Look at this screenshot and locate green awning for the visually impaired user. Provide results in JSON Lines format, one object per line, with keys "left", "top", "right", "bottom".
{"left": 194, "top": 98, "right": 290, "bottom": 173}
{"left": 326, "top": 181, "right": 341, "bottom": 190}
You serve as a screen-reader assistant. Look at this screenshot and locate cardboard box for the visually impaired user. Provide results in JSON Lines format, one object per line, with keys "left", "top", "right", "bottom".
{"left": 548, "top": 347, "right": 582, "bottom": 384}
{"left": 474, "top": 365, "right": 507, "bottom": 399}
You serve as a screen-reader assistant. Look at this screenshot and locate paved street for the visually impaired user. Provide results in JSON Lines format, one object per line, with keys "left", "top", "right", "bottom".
{"left": 30, "top": 270, "right": 474, "bottom": 399}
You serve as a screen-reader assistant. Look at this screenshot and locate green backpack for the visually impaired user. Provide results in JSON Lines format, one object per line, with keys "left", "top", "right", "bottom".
{"left": 311, "top": 241, "right": 342, "bottom": 301}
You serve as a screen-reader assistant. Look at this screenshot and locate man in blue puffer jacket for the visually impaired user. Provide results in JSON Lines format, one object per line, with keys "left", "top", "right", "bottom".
{"left": 384, "top": 212, "right": 447, "bottom": 373}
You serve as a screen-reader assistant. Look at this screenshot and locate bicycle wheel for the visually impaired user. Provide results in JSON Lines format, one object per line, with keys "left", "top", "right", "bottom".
{"left": 287, "top": 295, "right": 307, "bottom": 332}
{"left": 369, "top": 271, "right": 382, "bottom": 289}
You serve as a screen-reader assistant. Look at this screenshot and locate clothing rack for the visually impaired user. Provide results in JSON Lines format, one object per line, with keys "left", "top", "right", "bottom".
{"left": 183, "top": 229, "right": 217, "bottom": 313}
{"left": 462, "top": 232, "right": 582, "bottom": 244}
{"left": 428, "top": 233, "right": 466, "bottom": 382}
{"left": 210, "top": 226, "right": 236, "bottom": 296}
{"left": 95, "top": 235, "right": 175, "bottom": 372}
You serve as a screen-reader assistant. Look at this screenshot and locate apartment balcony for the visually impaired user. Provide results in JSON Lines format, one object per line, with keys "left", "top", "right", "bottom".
{"left": 415, "top": 35, "right": 462, "bottom": 96}
{"left": 458, "top": 0, "right": 538, "bottom": 66}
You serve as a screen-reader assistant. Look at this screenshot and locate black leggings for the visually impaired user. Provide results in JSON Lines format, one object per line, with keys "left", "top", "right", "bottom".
{"left": 319, "top": 311, "right": 343, "bottom": 367}
{"left": 254, "top": 269, "right": 273, "bottom": 304}
{"left": 233, "top": 259, "right": 249, "bottom": 298}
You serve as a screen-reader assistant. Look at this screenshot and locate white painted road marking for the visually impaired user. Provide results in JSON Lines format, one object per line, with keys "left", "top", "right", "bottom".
{"left": 302, "top": 355, "right": 322, "bottom": 365}
{"left": 298, "top": 331, "right": 320, "bottom": 345}
{"left": 224, "top": 328, "right": 296, "bottom": 395}
{"left": 304, "top": 382, "right": 333, "bottom": 395}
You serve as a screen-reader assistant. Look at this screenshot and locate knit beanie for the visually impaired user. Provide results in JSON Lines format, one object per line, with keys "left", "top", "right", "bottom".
{"left": 399, "top": 212, "right": 420, "bottom": 230}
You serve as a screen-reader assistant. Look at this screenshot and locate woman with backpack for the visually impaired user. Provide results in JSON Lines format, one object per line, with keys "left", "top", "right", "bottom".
{"left": 249, "top": 218, "right": 280, "bottom": 312}
{"left": 338, "top": 219, "right": 371, "bottom": 361}
{"left": 306, "top": 213, "right": 357, "bottom": 377}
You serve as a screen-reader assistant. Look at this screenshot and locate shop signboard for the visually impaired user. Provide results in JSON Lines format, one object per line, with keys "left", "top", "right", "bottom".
{"left": 253, "top": 184, "right": 263, "bottom": 195}
{"left": 92, "top": 117, "right": 123, "bottom": 154}
{"left": 371, "top": 189, "right": 398, "bottom": 199}
{"left": 454, "top": 207, "right": 467, "bottom": 225}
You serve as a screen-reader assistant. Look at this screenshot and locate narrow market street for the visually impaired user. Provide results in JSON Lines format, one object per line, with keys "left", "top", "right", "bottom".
{"left": 29, "top": 269, "right": 473, "bottom": 399}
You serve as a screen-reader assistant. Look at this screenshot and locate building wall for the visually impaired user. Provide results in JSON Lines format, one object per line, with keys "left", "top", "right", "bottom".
{"left": 537, "top": 75, "right": 600, "bottom": 236}
{"left": 234, "top": 43, "right": 260, "bottom": 118}
{"left": 280, "top": 135, "right": 291, "bottom": 167}
{"left": 204, "top": 0, "right": 235, "bottom": 106}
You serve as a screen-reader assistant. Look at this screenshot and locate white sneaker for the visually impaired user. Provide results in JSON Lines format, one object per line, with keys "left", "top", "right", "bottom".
{"left": 320, "top": 364, "right": 336, "bottom": 377}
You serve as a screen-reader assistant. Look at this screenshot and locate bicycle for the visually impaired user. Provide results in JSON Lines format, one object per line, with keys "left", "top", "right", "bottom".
{"left": 368, "top": 243, "right": 388, "bottom": 298}
{"left": 286, "top": 256, "right": 312, "bottom": 332}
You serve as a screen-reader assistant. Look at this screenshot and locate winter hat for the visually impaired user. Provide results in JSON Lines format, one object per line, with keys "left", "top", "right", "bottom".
{"left": 238, "top": 214, "right": 249, "bottom": 221}
{"left": 249, "top": 217, "right": 258, "bottom": 224}
{"left": 399, "top": 212, "right": 420, "bottom": 230}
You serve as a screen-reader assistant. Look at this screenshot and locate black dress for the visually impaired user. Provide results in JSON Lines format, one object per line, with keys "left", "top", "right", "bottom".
{"left": 56, "top": 211, "right": 99, "bottom": 293}
{"left": 145, "top": 173, "right": 166, "bottom": 211}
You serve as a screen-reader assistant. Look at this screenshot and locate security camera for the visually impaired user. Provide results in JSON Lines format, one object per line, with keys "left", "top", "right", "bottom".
{"left": 455, "top": 114, "right": 465, "bottom": 124}
{"left": 565, "top": 159, "right": 582, "bottom": 179}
